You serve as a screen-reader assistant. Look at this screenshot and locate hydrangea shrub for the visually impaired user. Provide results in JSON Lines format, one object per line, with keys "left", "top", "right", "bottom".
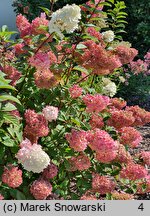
{"left": 0, "top": 0, "right": 150, "bottom": 200}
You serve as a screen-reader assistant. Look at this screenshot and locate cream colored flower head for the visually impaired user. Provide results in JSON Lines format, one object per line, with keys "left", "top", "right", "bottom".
{"left": 102, "top": 30, "right": 115, "bottom": 42}
{"left": 49, "top": 4, "right": 81, "bottom": 39}
{"left": 102, "top": 78, "right": 117, "bottom": 97}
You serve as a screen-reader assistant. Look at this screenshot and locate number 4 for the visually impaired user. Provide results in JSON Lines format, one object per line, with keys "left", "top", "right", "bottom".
{"left": 138, "top": 203, "right": 144, "bottom": 211}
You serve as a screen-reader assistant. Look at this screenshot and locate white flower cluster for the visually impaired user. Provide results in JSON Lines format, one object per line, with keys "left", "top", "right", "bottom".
{"left": 16, "top": 139, "right": 50, "bottom": 173}
{"left": 49, "top": 4, "right": 81, "bottom": 39}
{"left": 102, "top": 30, "right": 115, "bottom": 42}
{"left": 102, "top": 78, "right": 117, "bottom": 97}
{"left": 42, "top": 106, "right": 59, "bottom": 122}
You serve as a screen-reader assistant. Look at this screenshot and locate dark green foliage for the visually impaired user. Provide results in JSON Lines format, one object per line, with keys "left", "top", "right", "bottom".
{"left": 124, "top": 0, "right": 150, "bottom": 57}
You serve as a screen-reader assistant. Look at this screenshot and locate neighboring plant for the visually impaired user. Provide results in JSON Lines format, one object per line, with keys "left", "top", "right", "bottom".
{"left": 117, "top": 51, "right": 150, "bottom": 110}
{"left": 124, "top": 0, "right": 150, "bottom": 57}
{"left": 0, "top": 0, "right": 150, "bottom": 200}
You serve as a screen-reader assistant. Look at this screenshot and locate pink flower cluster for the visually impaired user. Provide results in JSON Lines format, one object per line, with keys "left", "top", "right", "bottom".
{"left": 114, "top": 144, "right": 133, "bottom": 164}
{"left": 136, "top": 175, "right": 150, "bottom": 194}
{"left": 29, "top": 52, "right": 51, "bottom": 70}
{"left": 119, "top": 127, "right": 142, "bottom": 148}
{"left": 139, "top": 151, "right": 150, "bottom": 166}
{"left": 2, "top": 165, "right": 22, "bottom": 188}
{"left": 92, "top": 173, "right": 116, "bottom": 194}
{"left": 31, "top": 13, "right": 49, "bottom": 35}
{"left": 111, "top": 191, "right": 134, "bottom": 200}
{"left": 125, "top": 105, "right": 150, "bottom": 126}
{"left": 69, "top": 85, "right": 82, "bottom": 99}
{"left": 82, "top": 94, "right": 110, "bottom": 113}
{"left": 24, "top": 109, "right": 49, "bottom": 143}
{"left": 115, "top": 45, "right": 138, "bottom": 65}
{"left": 87, "top": 27, "right": 103, "bottom": 43}
{"left": 76, "top": 40, "right": 122, "bottom": 75}
{"left": 42, "top": 163, "right": 58, "bottom": 179}
{"left": 68, "top": 153, "right": 91, "bottom": 171}
{"left": 34, "top": 69, "right": 59, "bottom": 89}
{"left": 109, "top": 98, "right": 127, "bottom": 110}
{"left": 42, "top": 106, "right": 59, "bottom": 122}
{"left": 16, "top": 14, "right": 31, "bottom": 38}
{"left": 107, "top": 109, "right": 135, "bottom": 129}
{"left": 120, "top": 163, "right": 148, "bottom": 181}
{"left": 3, "top": 65, "right": 21, "bottom": 86}
{"left": 16, "top": 13, "right": 48, "bottom": 39}
{"left": 87, "top": 129, "right": 118, "bottom": 163}
{"left": 30, "top": 178, "right": 52, "bottom": 200}
{"left": 130, "top": 59, "right": 148, "bottom": 75}
{"left": 65, "top": 129, "right": 88, "bottom": 151}
{"left": 89, "top": 113, "right": 104, "bottom": 129}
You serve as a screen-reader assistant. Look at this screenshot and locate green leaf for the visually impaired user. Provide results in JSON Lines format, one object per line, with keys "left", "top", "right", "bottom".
{"left": 2, "top": 103, "right": 17, "bottom": 112}
{"left": 76, "top": 44, "right": 87, "bottom": 49}
{"left": 39, "top": 7, "right": 50, "bottom": 16}
{"left": 73, "top": 66, "right": 89, "bottom": 74}
{"left": 2, "top": 138, "right": 15, "bottom": 147}
{"left": 0, "top": 95, "right": 21, "bottom": 105}
{"left": 10, "top": 189, "right": 26, "bottom": 200}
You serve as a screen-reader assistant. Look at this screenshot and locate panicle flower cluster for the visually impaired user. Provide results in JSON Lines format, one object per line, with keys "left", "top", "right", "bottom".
{"left": 120, "top": 163, "right": 148, "bottom": 181}
{"left": 87, "top": 27, "right": 103, "bottom": 43}
{"left": 115, "top": 45, "right": 138, "bottom": 65}
{"left": 87, "top": 129, "right": 118, "bottom": 163}
{"left": 3, "top": 65, "right": 21, "bottom": 86}
{"left": 95, "top": 150, "right": 117, "bottom": 163}
{"left": 16, "top": 14, "right": 31, "bottom": 38}
{"left": 49, "top": 4, "right": 81, "bottom": 39}
{"left": 2, "top": 165, "right": 22, "bottom": 188}
{"left": 14, "top": 43, "right": 25, "bottom": 55}
{"left": 42, "top": 163, "right": 58, "bottom": 179}
{"left": 102, "top": 78, "right": 117, "bottom": 97}
{"left": 16, "top": 139, "right": 50, "bottom": 173}
{"left": 139, "top": 151, "right": 150, "bottom": 166}
{"left": 30, "top": 178, "right": 52, "bottom": 200}
{"left": 87, "top": 129, "right": 118, "bottom": 152}
{"left": 34, "top": 69, "right": 59, "bottom": 89}
{"left": 29, "top": 52, "right": 50, "bottom": 70}
{"left": 89, "top": 114, "right": 104, "bottom": 129}
{"left": 92, "top": 173, "right": 116, "bottom": 194}
{"left": 65, "top": 129, "right": 88, "bottom": 151}
{"left": 130, "top": 59, "right": 148, "bottom": 75}
{"left": 69, "top": 85, "right": 82, "bottom": 99}
{"left": 31, "top": 13, "right": 49, "bottom": 35}
{"left": 125, "top": 105, "right": 150, "bottom": 126}
{"left": 68, "top": 153, "right": 91, "bottom": 171}
{"left": 24, "top": 109, "right": 49, "bottom": 143}
{"left": 42, "top": 106, "right": 58, "bottom": 122}
{"left": 109, "top": 98, "right": 127, "bottom": 110}
{"left": 82, "top": 94, "right": 110, "bottom": 113}
{"left": 102, "top": 30, "right": 115, "bottom": 43}
{"left": 114, "top": 144, "right": 133, "bottom": 164}
{"left": 111, "top": 191, "right": 134, "bottom": 200}
{"left": 107, "top": 109, "right": 135, "bottom": 129}
{"left": 76, "top": 40, "right": 122, "bottom": 75}
{"left": 136, "top": 175, "right": 150, "bottom": 194}
{"left": 119, "top": 127, "right": 142, "bottom": 148}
